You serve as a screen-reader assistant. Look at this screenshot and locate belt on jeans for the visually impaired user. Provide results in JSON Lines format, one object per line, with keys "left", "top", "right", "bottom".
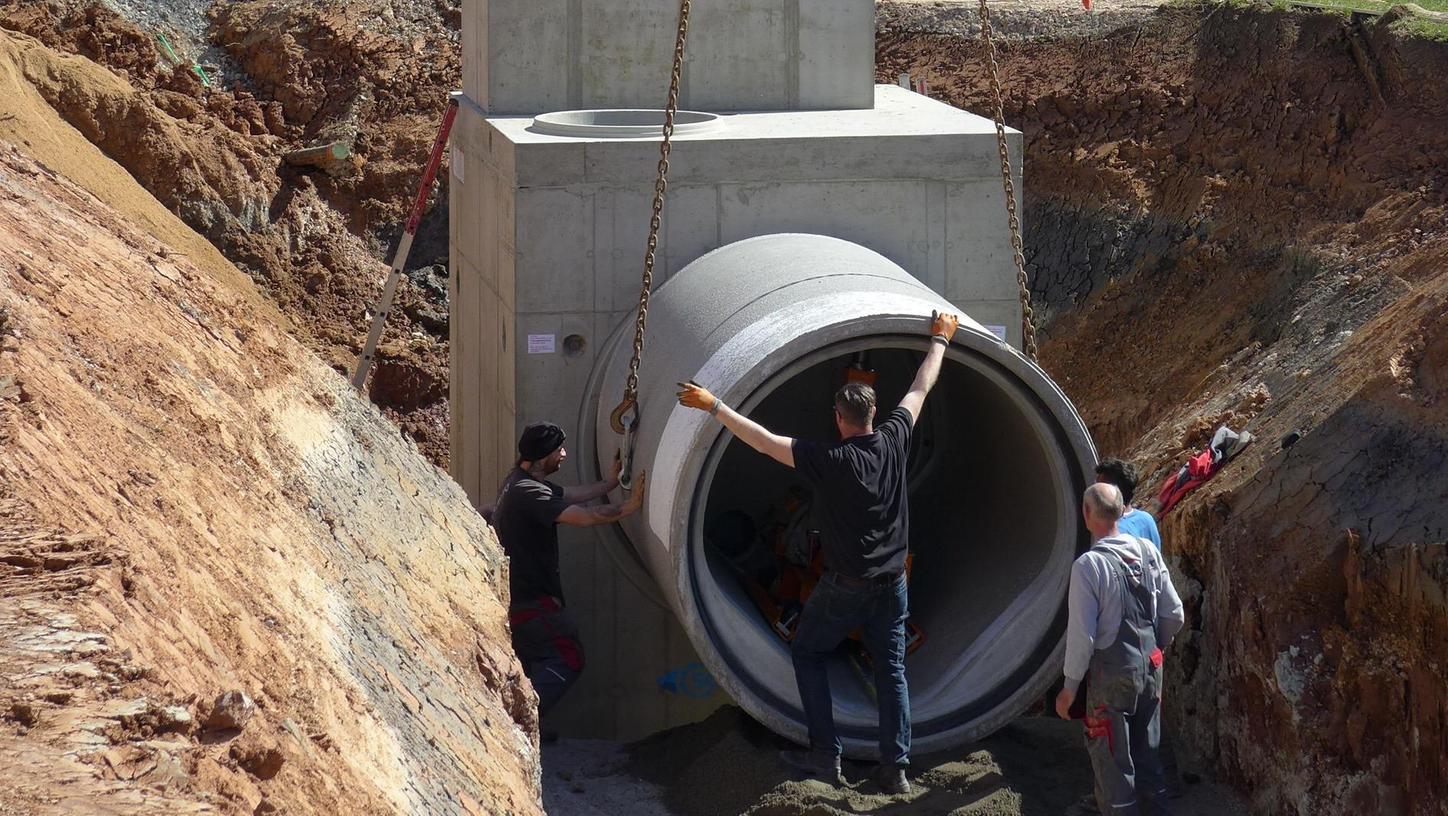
{"left": 827, "top": 571, "right": 901, "bottom": 588}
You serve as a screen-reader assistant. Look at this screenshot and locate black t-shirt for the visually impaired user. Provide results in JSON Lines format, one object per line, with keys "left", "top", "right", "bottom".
{"left": 492, "top": 467, "right": 569, "bottom": 607}
{"left": 790, "top": 407, "right": 913, "bottom": 579}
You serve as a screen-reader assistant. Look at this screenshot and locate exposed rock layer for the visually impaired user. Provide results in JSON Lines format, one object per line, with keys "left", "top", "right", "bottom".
{"left": 0, "top": 143, "right": 539, "bottom": 814}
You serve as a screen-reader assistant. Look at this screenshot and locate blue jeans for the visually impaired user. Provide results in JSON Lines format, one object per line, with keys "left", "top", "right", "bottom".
{"left": 790, "top": 572, "right": 910, "bottom": 766}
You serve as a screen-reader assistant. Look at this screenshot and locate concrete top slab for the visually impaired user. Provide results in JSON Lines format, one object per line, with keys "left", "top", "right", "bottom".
{"left": 487, "top": 85, "right": 1016, "bottom": 145}
{"left": 467, "top": 85, "right": 1024, "bottom": 187}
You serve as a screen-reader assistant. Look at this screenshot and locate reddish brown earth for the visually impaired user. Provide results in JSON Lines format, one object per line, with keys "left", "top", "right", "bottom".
{"left": 881, "top": 5, "right": 1448, "bottom": 814}
{"left": 0, "top": 137, "right": 539, "bottom": 814}
{"left": 0, "top": 0, "right": 457, "bottom": 466}
{"left": 2, "top": 0, "right": 1445, "bottom": 813}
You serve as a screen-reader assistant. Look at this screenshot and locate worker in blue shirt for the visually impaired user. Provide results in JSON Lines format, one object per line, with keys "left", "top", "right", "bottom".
{"left": 1095, "top": 458, "right": 1160, "bottom": 550}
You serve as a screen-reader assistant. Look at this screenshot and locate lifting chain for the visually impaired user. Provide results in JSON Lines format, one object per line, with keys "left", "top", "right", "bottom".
{"left": 609, "top": 0, "right": 693, "bottom": 440}
{"left": 976, "top": 0, "right": 1039, "bottom": 362}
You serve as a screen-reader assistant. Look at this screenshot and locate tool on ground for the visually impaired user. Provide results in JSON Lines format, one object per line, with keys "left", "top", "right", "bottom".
{"left": 976, "top": 0, "right": 1039, "bottom": 361}
{"left": 351, "top": 95, "right": 460, "bottom": 392}
{"left": 608, "top": 0, "right": 693, "bottom": 491}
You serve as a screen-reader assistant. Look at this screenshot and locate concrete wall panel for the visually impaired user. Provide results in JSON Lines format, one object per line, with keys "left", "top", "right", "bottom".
{"left": 484, "top": 0, "right": 570, "bottom": 113}
{"left": 685, "top": 1, "right": 790, "bottom": 111}
{"left": 459, "top": 257, "right": 485, "bottom": 504}
{"left": 478, "top": 0, "right": 873, "bottom": 114}
{"left": 463, "top": 0, "right": 484, "bottom": 102}
{"left": 578, "top": 0, "right": 677, "bottom": 111}
{"left": 945, "top": 180, "right": 1020, "bottom": 303}
{"left": 718, "top": 180, "right": 930, "bottom": 280}
{"left": 797, "top": 0, "right": 872, "bottom": 109}
{"left": 516, "top": 190, "right": 595, "bottom": 314}
{"left": 590, "top": 188, "right": 659, "bottom": 314}
{"left": 659, "top": 184, "right": 721, "bottom": 284}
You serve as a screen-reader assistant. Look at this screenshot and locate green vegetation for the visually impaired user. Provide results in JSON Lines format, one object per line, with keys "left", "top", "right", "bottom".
{"left": 1174, "top": 0, "right": 1448, "bottom": 41}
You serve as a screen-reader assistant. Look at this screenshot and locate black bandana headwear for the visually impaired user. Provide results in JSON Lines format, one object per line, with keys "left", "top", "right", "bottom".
{"left": 518, "top": 422, "right": 566, "bottom": 461}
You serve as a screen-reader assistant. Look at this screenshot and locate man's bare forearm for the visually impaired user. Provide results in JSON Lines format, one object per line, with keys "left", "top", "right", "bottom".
{"left": 563, "top": 479, "right": 616, "bottom": 504}
{"left": 714, "top": 403, "right": 794, "bottom": 467}
{"left": 913, "top": 339, "right": 947, "bottom": 395}
{"left": 899, "top": 339, "right": 947, "bottom": 422}
{"left": 560, "top": 500, "right": 640, "bottom": 528}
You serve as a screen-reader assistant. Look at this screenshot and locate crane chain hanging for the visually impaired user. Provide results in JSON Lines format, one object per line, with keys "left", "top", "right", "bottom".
{"left": 608, "top": 0, "right": 693, "bottom": 490}
{"left": 976, "top": 0, "right": 1039, "bottom": 362}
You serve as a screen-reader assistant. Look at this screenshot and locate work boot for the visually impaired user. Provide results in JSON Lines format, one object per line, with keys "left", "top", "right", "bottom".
{"left": 779, "top": 749, "right": 845, "bottom": 786}
{"left": 873, "top": 766, "right": 910, "bottom": 795}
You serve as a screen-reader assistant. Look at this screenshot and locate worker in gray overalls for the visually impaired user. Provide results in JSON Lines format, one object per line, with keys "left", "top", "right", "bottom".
{"left": 1056, "top": 483, "right": 1185, "bottom": 815}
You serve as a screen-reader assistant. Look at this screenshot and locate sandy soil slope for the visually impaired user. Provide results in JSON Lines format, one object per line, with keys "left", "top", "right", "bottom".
{"left": 0, "top": 142, "right": 539, "bottom": 815}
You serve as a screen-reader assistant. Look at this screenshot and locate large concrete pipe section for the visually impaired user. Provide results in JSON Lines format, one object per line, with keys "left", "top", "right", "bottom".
{"left": 590, "top": 234, "right": 1096, "bottom": 756}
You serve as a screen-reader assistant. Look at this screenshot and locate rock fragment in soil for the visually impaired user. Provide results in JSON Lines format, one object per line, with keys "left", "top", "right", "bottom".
{"left": 205, "top": 690, "right": 255, "bottom": 732}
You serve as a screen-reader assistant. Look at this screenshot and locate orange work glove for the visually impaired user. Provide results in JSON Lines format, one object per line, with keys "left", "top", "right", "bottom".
{"left": 676, "top": 380, "right": 721, "bottom": 414}
{"left": 931, "top": 311, "right": 959, "bottom": 342}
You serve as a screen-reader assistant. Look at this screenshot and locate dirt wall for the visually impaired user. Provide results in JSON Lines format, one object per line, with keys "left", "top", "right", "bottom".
{"left": 880, "top": 6, "right": 1448, "bottom": 813}
{"left": 0, "top": 139, "right": 539, "bottom": 814}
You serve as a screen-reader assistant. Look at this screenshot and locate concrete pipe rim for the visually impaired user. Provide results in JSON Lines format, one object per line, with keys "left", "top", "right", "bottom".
{"left": 676, "top": 331, "right": 1093, "bottom": 758}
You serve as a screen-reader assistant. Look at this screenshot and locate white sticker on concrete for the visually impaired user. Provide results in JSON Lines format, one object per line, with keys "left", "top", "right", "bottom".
{"left": 450, "top": 146, "right": 464, "bottom": 183}
{"left": 527, "top": 334, "right": 556, "bottom": 354}
{"left": 986, "top": 325, "right": 1008, "bottom": 342}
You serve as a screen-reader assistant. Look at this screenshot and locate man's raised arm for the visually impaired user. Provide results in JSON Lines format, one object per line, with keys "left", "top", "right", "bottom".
{"left": 676, "top": 381, "right": 796, "bottom": 468}
{"left": 898, "top": 312, "right": 959, "bottom": 424}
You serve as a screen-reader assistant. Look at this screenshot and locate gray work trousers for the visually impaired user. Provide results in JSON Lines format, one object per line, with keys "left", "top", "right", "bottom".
{"left": 509, "top": 598, "right": 584, "bottom": 718}
{"left": 1083, "top": 673, "right": 1171, "bottom": 815}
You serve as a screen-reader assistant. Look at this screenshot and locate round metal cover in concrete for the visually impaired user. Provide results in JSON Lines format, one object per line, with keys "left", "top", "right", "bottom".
{"left": 530, "top": 109, "right": 721, "bottom": 138}
{"left": 590, "top": 234, "right": 1097, "bottom": 758}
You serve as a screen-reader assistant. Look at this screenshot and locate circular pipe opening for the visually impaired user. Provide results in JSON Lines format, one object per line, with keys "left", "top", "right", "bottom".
{"left": 687, "top": 338, "right": 1083, "bottom": 751}
{"left": 530, "top": 109, "right": 721, "bottom": 138}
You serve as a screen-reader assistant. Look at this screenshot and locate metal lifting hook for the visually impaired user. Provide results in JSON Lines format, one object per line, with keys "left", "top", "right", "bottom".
{"left": 615, "top": 407, "right": 639, "bottom": 492}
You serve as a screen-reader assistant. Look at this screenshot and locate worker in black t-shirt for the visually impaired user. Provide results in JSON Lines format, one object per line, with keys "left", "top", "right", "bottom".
{"left": 677, "top": 310, "right": 959, "bottom": 796}
{"left": 490, "top": 422, "right": 646, "bottom": 719}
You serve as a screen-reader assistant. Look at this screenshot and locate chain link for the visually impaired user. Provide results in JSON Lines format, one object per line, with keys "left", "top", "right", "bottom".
{"left": 611, "top": 0, "right": 692, "bottom": 434}
{"left": 976, "top": 0, "right": 1039, "bottom": 362}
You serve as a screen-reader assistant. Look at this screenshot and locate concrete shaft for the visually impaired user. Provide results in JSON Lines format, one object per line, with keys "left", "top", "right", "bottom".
{"left": 591, "top": 234, "right": 1095, "bottom": 757}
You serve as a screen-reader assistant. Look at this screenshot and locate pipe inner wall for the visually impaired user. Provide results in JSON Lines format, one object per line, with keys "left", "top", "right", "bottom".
{"left": 591, "top": 234, "right": 1095, "bottom": 756}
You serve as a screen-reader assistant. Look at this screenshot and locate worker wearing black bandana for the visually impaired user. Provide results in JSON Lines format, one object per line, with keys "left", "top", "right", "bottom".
{"left": 490, "top": 422, "right": 647, "bottom": 717}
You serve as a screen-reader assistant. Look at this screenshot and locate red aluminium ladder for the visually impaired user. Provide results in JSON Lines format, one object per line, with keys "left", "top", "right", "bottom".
{"left": 351, "top": 95, "right": 461, "bottom": 391}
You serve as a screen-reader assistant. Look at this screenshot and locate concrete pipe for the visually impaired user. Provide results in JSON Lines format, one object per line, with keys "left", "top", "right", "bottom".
{"left": 591, "top": 234, "right": 1096, "bottom": 757}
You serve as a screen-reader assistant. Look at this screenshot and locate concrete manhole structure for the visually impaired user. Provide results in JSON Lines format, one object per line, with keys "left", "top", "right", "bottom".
{"left": 591, "top": 234, "right": 1095, "bottom": 756}
{"left": 450, "top": 0, "right": 1098, "bottom": 745}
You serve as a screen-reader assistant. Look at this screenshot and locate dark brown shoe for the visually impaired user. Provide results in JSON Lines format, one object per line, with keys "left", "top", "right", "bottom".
{"left": 780, "top": 749, "right": 845, "bottom": 786}
{"left": 873, "top": 766, "right": 910, "bottom": 795}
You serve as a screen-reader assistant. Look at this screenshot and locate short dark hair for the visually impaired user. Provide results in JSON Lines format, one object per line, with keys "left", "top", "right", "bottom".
{"left": 834, "top": 383, "right": 876, "bottom": 427}
{"left": 1095, "top": 458, "right": 1138, "bottom": 506}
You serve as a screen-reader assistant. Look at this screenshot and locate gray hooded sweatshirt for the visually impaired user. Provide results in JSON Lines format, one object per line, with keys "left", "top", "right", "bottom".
{"left": 1063, "top": 533, "right": 1186, "bottom": 694}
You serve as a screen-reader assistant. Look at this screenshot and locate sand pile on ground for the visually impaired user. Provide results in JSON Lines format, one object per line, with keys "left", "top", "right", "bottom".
{"left": 602, "top": 706, "right": 1243, "bottom": 816}
{"left": 0, "top": 139, "right": 538, "bottom": 813}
